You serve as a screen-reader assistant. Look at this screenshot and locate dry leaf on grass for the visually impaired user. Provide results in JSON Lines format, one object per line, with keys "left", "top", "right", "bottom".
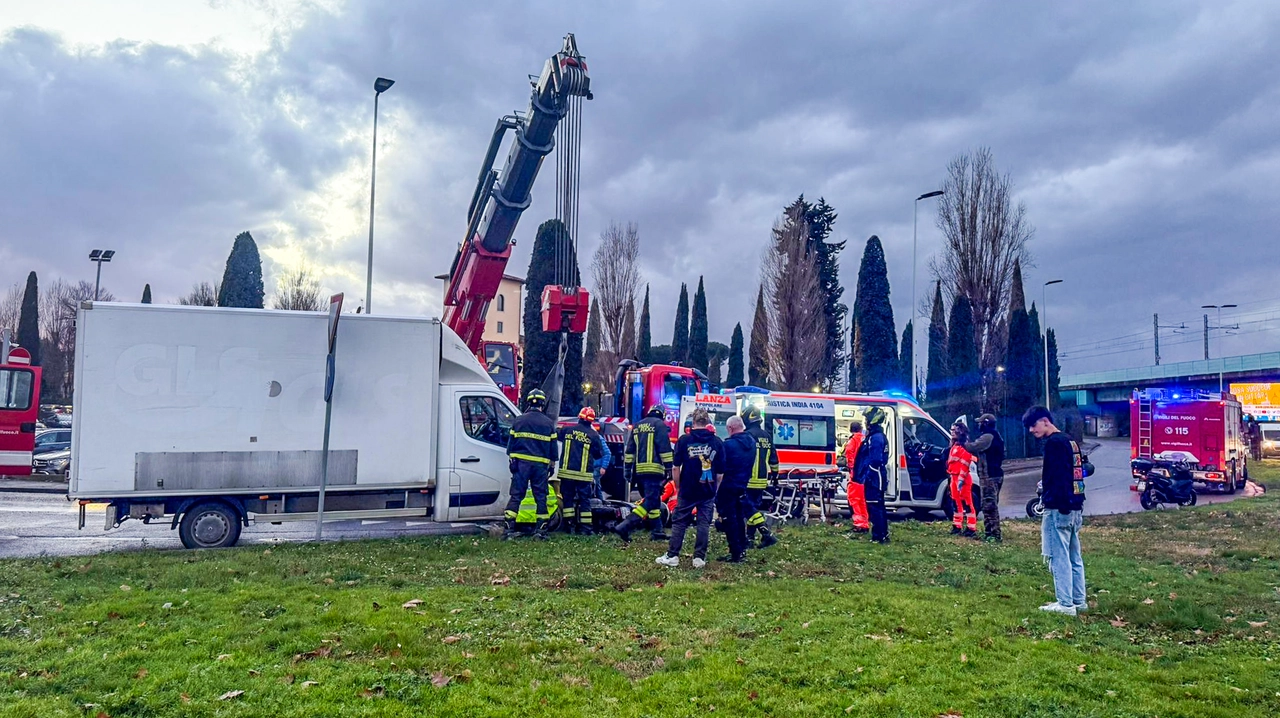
{"left": 1077, "top": 664, "right": 1087, "bottom": 673}
{"left": 301, "top": 681, "right": 319, "bottom": 688}
{"left": 216, "top": 654, "right": 232, "bottom": 661}
{"left": 1142, "top": 598, "right": 1155, "bottom": 605}
{"left": 133, "top": 668, "right": 148, "bottom": 679}
{"left": 119, "top": 585, "right": 131, "bottom": 592}
{"left": 292, "top": 646, "right": 332, "bottom": 664}
{"left": 937, "top": 713, "right": 965, "bottom": 718}
{"left": 443, "top": 635, "right": 464, "bottom": 644}
{"left": 1249, "top": 621, "right": 1269, "bottom": 628}
{"left": 372, "top": 602, "right": 381, "bottom": 611}
{"left": 685, "top": 649, "right": 695, "bottom": 659}
{"left": 431, "top": 671, "right": 452, "bottom": 688}
{"left": 1168, "top": 593, "right": 1178, "bottom": 600}
{"left": 248, "top": 670, "right": 259, "bottom": 677}
{"left": 402, "top": 599, "right": 423, "bottom": 609}
{"left": 361, "top": 685, "right": 385, "bottom": 699}
{"left": 490, "top": 574, "right": 511, "bottom": 586}
{"left": 179, "top": 694, "right": 190, "bottom": 704}
{"left": 218, "top": 690, "right": 243, "bottom": 701}
{"left": 450, "top": 608, "right": 463, "bottom": 614}
{"left": 960, "top": 654, "right": 968, "bottom": 663}
{"left": 1110, "top": 616, "right": 1129, "bottom": 628}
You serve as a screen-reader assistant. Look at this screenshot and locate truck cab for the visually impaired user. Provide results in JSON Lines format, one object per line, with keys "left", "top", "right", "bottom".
{"left": 0, "top": 345, "right": 40, "bottom": 476}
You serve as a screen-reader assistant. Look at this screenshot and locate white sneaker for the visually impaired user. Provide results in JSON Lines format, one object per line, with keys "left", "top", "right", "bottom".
{"left": 692, "top": 558, "right": 706, "bottom": 569}
{"left": 655, "top": 554, "right": 680, "bottom": 568}
{"left": 1074, "top": 603, "right": 1089, "bottom": 613}
{"left": 1039, "top": 602, "right": 1077, "bottom": 616}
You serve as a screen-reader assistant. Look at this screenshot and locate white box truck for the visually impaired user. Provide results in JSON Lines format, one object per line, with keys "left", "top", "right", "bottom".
{"left": 69, "top": 302, "right": 520, "bottom": 548}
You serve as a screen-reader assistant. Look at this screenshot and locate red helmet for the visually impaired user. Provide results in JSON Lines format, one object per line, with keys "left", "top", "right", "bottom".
{"left": 578, "top": 407, "right": 597, "bottom": 422}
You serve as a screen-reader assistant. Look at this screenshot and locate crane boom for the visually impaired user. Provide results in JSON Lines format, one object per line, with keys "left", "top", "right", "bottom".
{"left": 443, "top": 34, "right": 592, "bottom": 354}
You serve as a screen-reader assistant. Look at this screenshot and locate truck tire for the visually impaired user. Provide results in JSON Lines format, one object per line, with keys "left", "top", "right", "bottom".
{"left": 179, "top": 501, "right": 242, "bottom": 549}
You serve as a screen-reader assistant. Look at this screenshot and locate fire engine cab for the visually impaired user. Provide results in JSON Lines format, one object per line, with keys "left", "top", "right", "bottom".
{"left": 0, "top": 333, "right": 41, "bottom": 476}
{"left": 1130, "top": 388, "right": 1248, "bottom": 493}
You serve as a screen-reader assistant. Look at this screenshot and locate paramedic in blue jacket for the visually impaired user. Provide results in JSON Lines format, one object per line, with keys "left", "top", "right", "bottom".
{"left": 855, "top": 406, "right": 891, "bottom": 545}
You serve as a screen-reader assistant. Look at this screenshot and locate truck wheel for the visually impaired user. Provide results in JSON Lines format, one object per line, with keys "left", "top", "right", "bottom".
{"left": 179, "top": 501, "right": 242, "bottom": 549}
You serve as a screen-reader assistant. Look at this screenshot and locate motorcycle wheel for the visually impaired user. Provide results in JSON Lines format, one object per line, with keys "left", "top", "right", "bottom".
{"left": 1181, "top": 491, "right": 1198, "bottom": 507}
{"left": 1025, "top": 497, "right": 1044, "bottom": 520}
{"left": 1139, "top": 489, "right": 1157, "bottom": 511}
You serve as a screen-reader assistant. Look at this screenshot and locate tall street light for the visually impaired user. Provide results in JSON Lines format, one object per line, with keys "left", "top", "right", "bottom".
{"left": 1202, "top": 303, "right": 1237, "bottom": 392}
{"left": 365, "top": 76, "right": 395, "bottom": 315}
{"left": 89, "top": 249, "right": 116, "bottom": 301}
{"left": 911, "top": 189, "right": 945, "bottom": 399}
{"left": 1043, "top": 279, "right": 1064, "bottom": 408}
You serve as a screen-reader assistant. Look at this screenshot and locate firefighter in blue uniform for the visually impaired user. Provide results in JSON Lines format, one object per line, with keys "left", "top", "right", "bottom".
{"left": 504, "top": 389, "right": 559, "bottom": 540}
{"left": 557, "top": 406, "right": 606, "bottom": 535}
{"left": 856, "top": 406, "right": 892, "bottom": 544}
{"left": 614, "top": 405, "right": 675, "bottom": 542}
{"left": 741, "top": 406, "right": 780, "bottom": 549}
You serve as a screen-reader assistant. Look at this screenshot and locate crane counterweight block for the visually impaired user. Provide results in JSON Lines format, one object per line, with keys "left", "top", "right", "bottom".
{"left": 541, "top": 285, "right": 590, "bottom": 334}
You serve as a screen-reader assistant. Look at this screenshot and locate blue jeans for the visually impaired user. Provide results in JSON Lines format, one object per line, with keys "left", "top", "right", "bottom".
{"left": 1043, "top": 509, "right": 1086, "bottom": 607}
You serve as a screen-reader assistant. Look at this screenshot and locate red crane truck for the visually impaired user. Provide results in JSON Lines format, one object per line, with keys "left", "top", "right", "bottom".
{"left": 1130, "top": 388, "right": 1248, "bottom": 493}
{"left": 0, "top": 333, "right": 41, "bottom": 476}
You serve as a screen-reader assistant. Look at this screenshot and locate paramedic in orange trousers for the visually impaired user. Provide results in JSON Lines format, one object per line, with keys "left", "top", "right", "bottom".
{"left": 947, "top": 420, "right": 979, "bottom": 538}
{"left": 843, "top": 419, "right": 868, "bottom": 533}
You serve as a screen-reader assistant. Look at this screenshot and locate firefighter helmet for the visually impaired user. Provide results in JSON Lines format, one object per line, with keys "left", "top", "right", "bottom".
{"left": 741, "top": 405, "right": 762, "bottom": 425}
{"left": 578, "top": 406, "right": 597, "bottom": 422}
{"left": 647, "top": 404, "right": 665, "bottom": 419}
{"left": 525, "top": 389, "right": 548, "bottom": 409}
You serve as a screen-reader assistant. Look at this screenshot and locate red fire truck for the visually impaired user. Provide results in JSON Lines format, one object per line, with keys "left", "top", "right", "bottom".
{"left": 1130, "top": 388, "right": 1248, "bottom": 493}
{"left": 0, "top": 337, "right": 41, "bottom": 476}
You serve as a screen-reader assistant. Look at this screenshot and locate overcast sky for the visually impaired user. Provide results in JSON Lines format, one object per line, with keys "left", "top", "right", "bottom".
{"left": 3, "top": 0, "right": 1278, "bottom": 377}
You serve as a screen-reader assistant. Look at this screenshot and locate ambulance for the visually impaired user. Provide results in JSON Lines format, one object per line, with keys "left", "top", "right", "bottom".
{"left": 679, "top": 389, "right": 959, "bottom": 518}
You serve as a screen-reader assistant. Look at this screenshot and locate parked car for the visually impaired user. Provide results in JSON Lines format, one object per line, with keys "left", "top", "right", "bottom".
{"left": 32, "top": 449, "right": 70, "bottom": 475}
{"left": 34, "top": 428, "right": 73, "bottom": 455}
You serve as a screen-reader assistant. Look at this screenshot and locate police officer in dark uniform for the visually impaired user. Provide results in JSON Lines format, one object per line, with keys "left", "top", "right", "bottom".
{"left": 741, "top": 406, "right": 780, "bottom": 549}
{"left": 614, "top": 405, "right": 675, "bottom": 542}
{"left": 504, "top": 389, "right": 559, "bottom": 540}
{"left": 856, "top": 406, "right": 891, "bottom": 544}
{"left": 557, "top": 406, "right": 606, "bottom": 535}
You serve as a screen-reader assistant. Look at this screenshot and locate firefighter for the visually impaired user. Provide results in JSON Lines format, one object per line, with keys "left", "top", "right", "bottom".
{"left": 857, "top": 406, "right": 891, "bottom": 544}
{"left": 557, "top": 407, "right": 605, "bottom": 535}
{"left": 843, "top": 419, "right": 869, "bottom": 534}
{"left": 741, "top": 406, "right": 779, "bottom": 549}
{"left": 614, "top": 405, "right": 675, "bottom": 542}
{"left": 948, "top": 420, "right": 979, "bottom": 538}
{"left": 503, "top": 389, "right": 559, "bottom": 540}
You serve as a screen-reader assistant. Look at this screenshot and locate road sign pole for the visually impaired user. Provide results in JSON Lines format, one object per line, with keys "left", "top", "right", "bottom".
{"left": 316, "top": 293, "right": 344, "bottom": 541}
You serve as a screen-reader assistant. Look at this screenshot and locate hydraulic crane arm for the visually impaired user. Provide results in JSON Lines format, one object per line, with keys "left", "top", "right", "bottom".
{"left": 443, "top": 34, "right": 592, "bottom": 353}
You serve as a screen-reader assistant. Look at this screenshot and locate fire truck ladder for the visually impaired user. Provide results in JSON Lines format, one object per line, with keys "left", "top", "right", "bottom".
{"left": 1137, "top": 394, "right": 1154, "bottom": 458}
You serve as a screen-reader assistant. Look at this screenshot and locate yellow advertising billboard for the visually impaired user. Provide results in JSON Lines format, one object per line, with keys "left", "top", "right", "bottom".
{"left": 1230, "top": 383, "right": 1280, "bottom": 421}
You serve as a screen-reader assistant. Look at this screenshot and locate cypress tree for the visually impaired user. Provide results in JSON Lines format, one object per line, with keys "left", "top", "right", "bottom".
{"left": 848, "top": 311, "right": 859, "bottom": 392}
{"left": 926, "top": 282, "right": 948, "bottom": 408}
{"left": 217, "top": 231, "right": 265, "bottom": 308}
{"left": 583, "top": 297, "right": 602, "bottom": 382}
{"left": 16, "top": 272, "right": 40, "bottom": 367}
{"left": 899, "top": 321, "right": 913, "bottom": 394}
{"left": 637, "top": 285, "right": 652, "bottom": 364}
{"left": 689, "top": 276, "right": 709, "bottom": 373}
{"left": 1003, "top": 262, "right": 1036, "bottom": 416}
{"left": 671, "top": 283, "right": 690, "bottom": 365}
{"left": 748, "top": 285, "right": 770, "bottom": 388}
{"left": 1047, "top": 328, "right": 1061, "bottom": 410}
{"left": 520, "top": 219, "right": 584, "bottom": 414}
{"left": 853, "top": 236, "right": 897, "bottom": 392}
{"left": 946, "top": 294, "right": 979, "bottom": 421}
{"left": 141, "top": 284, "right": 152, "bottom": 304}
{"left": 706, "top": 341, "right": 728, "bottom": 385}
{"left": 1029, "top": 303, "right": 1045, "bottom": 408}
{"left": 727, "top": 323, "right": 745, "bottom": 388}
{"left": 801, "top": 196, "right": 846, "bottom": 386}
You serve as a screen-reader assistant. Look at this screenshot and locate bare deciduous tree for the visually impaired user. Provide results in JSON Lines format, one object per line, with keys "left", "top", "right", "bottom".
{"left": 591, "top": 222, "right": 642, "bottom": 359}
{"left": 39, "top": 280, "right": 114, "bottom": 401}
{"left": 930, "top": 147, "right": 1033, "bottom": 370}
{"left": 0, "top": 283, "right": 22, "bottom": 333}
{"left": 271, "top": 267, "right": 323, "bottom": 311}
{"left": 179, "top": 282, "right": 220, "bottom": 307}
{"left": 764, "top": 204, "right": 826, "bottom": 391}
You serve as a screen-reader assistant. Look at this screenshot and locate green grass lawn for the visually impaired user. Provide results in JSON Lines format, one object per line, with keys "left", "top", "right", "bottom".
{"left": 4, "top": 469, "right": 1280, "bottom": 717}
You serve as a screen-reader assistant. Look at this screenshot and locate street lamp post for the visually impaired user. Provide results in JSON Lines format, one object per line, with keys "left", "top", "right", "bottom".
{"left": 911, "top": 189, "right": 945, "bottom": 399}
{"left": 89, "top": 249, "right": 116, "bottom": 301}
{"left": 1202, "top": 303, "right": 1238, "bottom": 392}
{"left": 1043, "top": 279, "right": 1064, "bottom": 409}
{"left": 365, "top": 76, "right": 396, "bottom": 315}
{"left": 996, "top": 365, "right": 1006, "bottom": 417}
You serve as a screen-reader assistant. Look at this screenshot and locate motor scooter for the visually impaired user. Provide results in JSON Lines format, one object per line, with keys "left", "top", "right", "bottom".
{"left": 1131, "top": 457, "right": 1198, "bottom": 510}
{"left": 1025, "top": 452, "right": 1094, "bottom": 519}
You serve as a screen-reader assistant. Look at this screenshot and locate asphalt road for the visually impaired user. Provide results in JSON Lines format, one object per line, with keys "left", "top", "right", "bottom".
{"left": 996, "top": 436, "right": 1248, "bottom": 518}
{"left": 0, "top": 437, "right": 1255, "bottom": 559}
